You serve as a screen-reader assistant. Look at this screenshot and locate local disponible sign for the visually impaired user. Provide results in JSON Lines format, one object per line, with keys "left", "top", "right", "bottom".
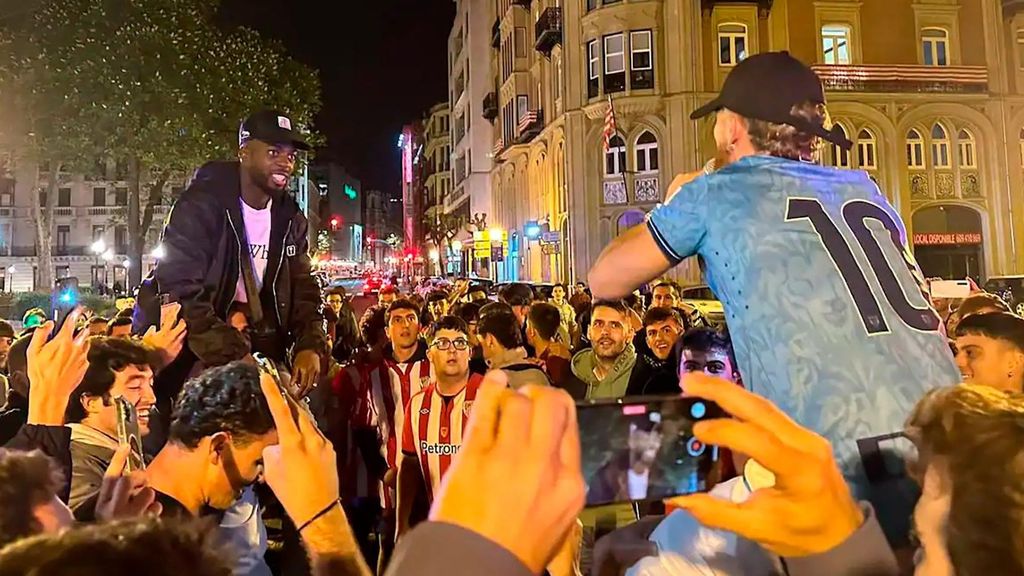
{"left": 912, "top": 232, "right": 982, "bottom": 246}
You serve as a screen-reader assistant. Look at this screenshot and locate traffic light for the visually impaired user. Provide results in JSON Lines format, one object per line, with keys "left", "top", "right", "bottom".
{"left": 344, "top": 184, "right": 358, "bottom": 200}
{"left": 329, "top": 216, "right": 341, "bottom": 231}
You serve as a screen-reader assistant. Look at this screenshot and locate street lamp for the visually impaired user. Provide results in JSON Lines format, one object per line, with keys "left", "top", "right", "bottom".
{"left": 150, "top": 244, "right": 166, "bottom": 260}
{"left": 102, "top": 249, "right": 114, "bottom": 262}
{"left": 488, "top": 227, "right": 503, "bottom": 243}
{"left": 451, "top": 240, "right": 463, "bottom": 253}
{"left": 429, "top": 248, "right": 440, "bottom": 261}
{"left": 122, "top": 258, "right": 131, "bottom": 269}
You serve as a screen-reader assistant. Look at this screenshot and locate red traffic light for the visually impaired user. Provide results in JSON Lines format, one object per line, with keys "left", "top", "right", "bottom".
{"left": 329, "top": 216, "right": 341, "bottom": 230}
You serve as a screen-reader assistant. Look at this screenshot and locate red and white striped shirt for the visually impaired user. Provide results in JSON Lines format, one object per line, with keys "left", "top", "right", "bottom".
{"left": 327, "top": 364, "right": 374, "bottom": 501}
{"left": 401, "top": 374, "right": 484, "bottom": 502}
{"left": 360, "top": 340, "right": 432, "bottom": 471}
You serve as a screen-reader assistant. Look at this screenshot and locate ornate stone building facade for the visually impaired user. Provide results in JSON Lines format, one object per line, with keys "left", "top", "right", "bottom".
{"left": 484, "top": 0, "right": 1024, "bottom": 284}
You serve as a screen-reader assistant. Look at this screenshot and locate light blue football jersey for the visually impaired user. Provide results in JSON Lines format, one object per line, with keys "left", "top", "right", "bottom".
{"left": 647, "top": 155, "right": 960, "bottom": 490}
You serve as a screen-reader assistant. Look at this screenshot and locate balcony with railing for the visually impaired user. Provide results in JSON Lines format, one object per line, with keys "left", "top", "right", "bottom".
{"left": 483, "top": 92, "right": 499, "bottom": 122}
{"left": 493, "top": 138, "right": 505, "bottom": 157}
{"left": 516, "top": 109, "right": 544, "bottom": 144}
{"left": 535, "top": 7, "right": 562, "bottom": 56}
{"left": 811, "top": 64, "right": 988, "bottom": 94}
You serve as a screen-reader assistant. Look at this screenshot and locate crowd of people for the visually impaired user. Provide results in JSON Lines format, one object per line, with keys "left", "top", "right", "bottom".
{"left": 2, "top": 53, "right": 1024, "bottom": 576}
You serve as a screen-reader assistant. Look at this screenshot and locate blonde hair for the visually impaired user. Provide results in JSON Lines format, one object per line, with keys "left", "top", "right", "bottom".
{"left": 905, "top": 385, "right": 1024, "bottom": 576}
{"left": 743, "top": 101, "right": 832, "bottom": 163}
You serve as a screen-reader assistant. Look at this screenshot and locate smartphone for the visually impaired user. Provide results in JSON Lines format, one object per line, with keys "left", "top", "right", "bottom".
{"left": 114, "top": 396, "right": 146, "bottom": 472}
{"left": 577, "top": 395, "right": 723, "bottom": 507}
{"left": 253, "top": 352, "right": 283, "bottom": 388}
{"left": 929, "top": 279, "right": 970, "bottom": 299}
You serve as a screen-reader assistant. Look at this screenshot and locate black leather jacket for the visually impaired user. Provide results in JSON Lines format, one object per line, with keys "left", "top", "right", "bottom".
{"left": 154, "top": 161, "right": 326, "bottom": 367}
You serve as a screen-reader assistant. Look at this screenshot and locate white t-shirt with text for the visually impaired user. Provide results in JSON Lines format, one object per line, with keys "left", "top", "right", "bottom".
{"left": 234, "top": 198, "right": 272, "bottom": 303}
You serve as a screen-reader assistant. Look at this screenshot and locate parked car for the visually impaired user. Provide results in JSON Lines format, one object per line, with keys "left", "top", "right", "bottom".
{"left": 330, "top": 277, "right": 368, "bottom": 296}
{"left": 983, "top": 275, "right": 1024, "bottom": 316}
{"left": 680, "top": 285, "right": 726, "bottom": 327}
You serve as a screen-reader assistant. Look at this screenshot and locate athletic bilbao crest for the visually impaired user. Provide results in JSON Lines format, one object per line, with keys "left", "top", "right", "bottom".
{"left": 463, "top": 400, "right": 473, "bottom": 418}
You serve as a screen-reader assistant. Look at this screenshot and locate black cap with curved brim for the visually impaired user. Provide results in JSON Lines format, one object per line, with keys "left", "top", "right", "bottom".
{"left": 690, "top": 51, "right": 852, "bottom": 150}
{"left": 239, "top": 109, "right": 311, "bottom": 151}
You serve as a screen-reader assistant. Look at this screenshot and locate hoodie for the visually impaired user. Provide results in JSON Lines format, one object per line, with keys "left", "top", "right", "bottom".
{"left": 68, "top": 423, "right": 121, "bottom": 519}
{"left": 486, "top": 347, "right": 551, "bottom": 389}
{"left": 567, "top": 344, "right": 638, "bottom": 400}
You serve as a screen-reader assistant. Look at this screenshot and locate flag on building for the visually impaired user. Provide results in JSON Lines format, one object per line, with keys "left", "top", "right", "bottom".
{"left": 603, "top": 95, "right": 617, "bottom": 151}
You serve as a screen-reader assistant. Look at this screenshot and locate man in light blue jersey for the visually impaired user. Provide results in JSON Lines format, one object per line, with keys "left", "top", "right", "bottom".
{"left": 588, "top": 51, "right": 960, "bottom": 544}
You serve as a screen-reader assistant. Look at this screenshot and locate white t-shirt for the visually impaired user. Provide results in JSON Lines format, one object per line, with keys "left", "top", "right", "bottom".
{"left": 627, "top": 467, "right": 650, "bottom": 500}
{"left": 234, "top": 199, "right": 272, "bottom": 303}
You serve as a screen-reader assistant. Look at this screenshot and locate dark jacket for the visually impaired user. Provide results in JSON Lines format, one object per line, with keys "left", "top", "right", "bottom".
{"left": 5, "top": 423, "right": 72, "bottom": 504}
{"left": 154, "top": 160, "right": 326, "bottom": 367}
{"left": 625, "top": 352, "right": 681, "bottom": 397}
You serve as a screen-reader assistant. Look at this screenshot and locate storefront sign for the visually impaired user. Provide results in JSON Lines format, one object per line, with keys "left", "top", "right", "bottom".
{"left": 540, "top": 231, "right": 560, "bottom": 244}
{"left": 912, "top": 233, "right": 982, "bottom": 246}
{"left": 473, "top": 231, "right": 491, "bottom": 258}
{"left": 542, "top": 241, "right": 561, "bottom": 255}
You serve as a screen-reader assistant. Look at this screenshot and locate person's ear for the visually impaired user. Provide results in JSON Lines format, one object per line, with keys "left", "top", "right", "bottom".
{"left": 208, "top": 432, "right": 231, "bottom": 464}
{"left": 82, "top": 394, "right": 104, "bottom": 416}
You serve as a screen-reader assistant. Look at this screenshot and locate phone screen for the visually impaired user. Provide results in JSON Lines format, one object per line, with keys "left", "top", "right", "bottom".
{"left": 115, "top": 397, "right": 146, "bottom": 472}
{"left": 929, "top": 279, "right": 970, "bottom": 299}
{"left": 577, "top": 396, "right": 722, "bottom": 507}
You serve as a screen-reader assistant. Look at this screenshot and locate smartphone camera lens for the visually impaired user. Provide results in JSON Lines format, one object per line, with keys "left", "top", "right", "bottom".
{"left": 690, "top": 401, "right": 707, "bottom": 419}
{"left": 686, "top": 436, "right": 706, "bottom": 457}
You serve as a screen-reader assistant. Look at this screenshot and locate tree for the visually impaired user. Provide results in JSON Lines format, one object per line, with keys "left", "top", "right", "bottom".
{"left": 0, "top": 25, "right": 96, "bottom": 292}
{"left": 15, "top": 0, "right": 322, "bottom": 288}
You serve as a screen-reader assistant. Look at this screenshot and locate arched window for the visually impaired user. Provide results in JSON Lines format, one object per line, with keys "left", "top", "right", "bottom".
{"left": 831, "top": 124, "right": 851, "bottom": 168}
{"left": 957, "top": 128, "right": 976, "bottom": 169}
{"left": 931, "top": 123, "right": 951, "bottom": 168}
{"left": 856, "top": 128, "right": 877, "bottom": 169}
{"left": 718, "top": 23, "right": 747, "bottom": 66}
{"left": 605, "top": 135, "right": 626, "bottom": 176}
{"left": 906, "top": 129, "right": 925, "bottom": 169}
{"left": 922, "top": 28, "right": 949, "bottom": 66}
{"left": 635, "top": 131, "right": 659, "bottom": 173}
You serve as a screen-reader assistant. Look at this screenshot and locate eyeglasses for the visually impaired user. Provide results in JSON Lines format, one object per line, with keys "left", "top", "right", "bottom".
{"left": 432, "top": 337, "right": 470, "bottom": 351}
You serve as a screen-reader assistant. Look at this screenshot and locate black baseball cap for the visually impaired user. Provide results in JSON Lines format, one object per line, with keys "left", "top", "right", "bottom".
{"left": 239, "top": 109, "right": 311, "bottom": 151}
{"left": 690, "top": 51, "right": 852, "bottom": 150}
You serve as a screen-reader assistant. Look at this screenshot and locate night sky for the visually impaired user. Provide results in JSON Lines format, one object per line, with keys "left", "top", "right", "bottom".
{"left": 219, "top": 0, "right": 456, "bottom": 196}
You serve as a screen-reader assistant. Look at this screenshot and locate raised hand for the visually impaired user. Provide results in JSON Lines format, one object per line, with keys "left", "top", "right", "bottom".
{"left": 26, "top": 309, "right": 90, "bottom": 425}
{"left": 95, "top": 445, "right": 162, "bottom": 521}
{"left": 142, "top": 302, "right": 187, "bottom": 370}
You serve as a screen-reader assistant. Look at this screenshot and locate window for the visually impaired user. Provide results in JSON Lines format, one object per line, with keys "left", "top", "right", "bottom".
{"left": 603, "top": 33, "right": 626, "bottom": 93}
{"left": 115, "top": 187, "right": 128, "bottom": 205}
{"left": 587, "top": 0, "right": 597, "bottom": 10}
{"left": 605, "top": 135, "right": 627, "bottom": 176}
{"left": 56, "top": 225, "right": 70, "bottom": 255}
{"left": 93, "top": 187, "right": 106, "bottom": 206}
{"left": 587, "top": 40, "right": 600, "bottom": 98}
{"left": 115, "top": 226, "right": 127, "bottom": 252}
{"left": 856, "top": 129, "right": 877, "bottom": 170}
{"left": 906, "top": 129, "right": 925, "bottom": 169}
{"left": 604, "top": 34, "right": 625, "bottom": 74}
{"left": 821, "top": 25, "right": 851, "bottom": 65}
{"left": 1017, "top": 30, "right": 1024, "bottom": 68}
{"left": 516, "top": 95, "right": 529, "bottom": 121}
{"left": 38, "top": 191, "right": 46, "bottom": 207}
{"left": 631, "top": 31, "right": 652, "bottom": 70}
{"left": 115, "top": 159, "right": 129, "bottom": 180}
{"left": 958, "top": 128, "right": 976, "bottom": 168}
{"left": 630, "top": 30, "right": 654, "bottom": 90}
{"left": 831, "top": 124, "right": 851, "bottom": 168}
{"left": 922, "top": 28, "right": 948, "bottom": 66}
{"left": 514, "top": 27, "right": 526, "bottom": 58}
{"left": 718, "top": 23, "right": 747, "bottom": 66}
{"left": 931, "top": 123, "right": 950, "bottom": 168}
{"left": 93, "top": 225, "right": 105, "bottom": 242}
{"left": 635, "top": 131, "right": 659, "bottom": 173}
{"left": 58, "top": 187, "right": 71, "bottom": 207}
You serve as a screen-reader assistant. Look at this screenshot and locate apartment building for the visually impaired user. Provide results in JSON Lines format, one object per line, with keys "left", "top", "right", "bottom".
{"left": 484, "top": 0, "right": 1024, "bottom": 284}
{"left": 0, "top": 157, "right": 179, "bottom": 292}
{"left": 423, "top": 103, "right": 452, "bottom": 273}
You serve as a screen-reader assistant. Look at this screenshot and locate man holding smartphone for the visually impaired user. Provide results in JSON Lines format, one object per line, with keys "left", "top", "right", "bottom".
{"left": 151, "top": 109, "right": 325, "bottom": 402}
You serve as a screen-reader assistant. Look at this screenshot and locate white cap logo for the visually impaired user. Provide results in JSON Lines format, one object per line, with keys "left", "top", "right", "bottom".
{"left": 277, "top": 116, "right": 292, "bottom": 130}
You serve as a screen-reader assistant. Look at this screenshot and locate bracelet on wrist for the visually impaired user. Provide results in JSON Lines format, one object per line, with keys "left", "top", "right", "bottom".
{"left": 297, "top": 499, "right": 342, "bottom": 533}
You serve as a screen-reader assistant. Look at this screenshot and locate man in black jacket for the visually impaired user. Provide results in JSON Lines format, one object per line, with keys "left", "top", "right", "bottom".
{"left": 626, "top": 307, "right": 685, "bottom": 396}
{"left": 154, "top": 109, "right": 325, "bottom": 400}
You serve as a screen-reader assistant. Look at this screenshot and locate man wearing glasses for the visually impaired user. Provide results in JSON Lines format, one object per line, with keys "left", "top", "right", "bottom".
{"left": 395, "top": 316, "right": 482, "bottom": 541}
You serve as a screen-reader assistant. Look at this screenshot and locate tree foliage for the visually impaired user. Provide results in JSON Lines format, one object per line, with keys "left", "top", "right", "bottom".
{"left": 0, "top": 0, "right": 322, "bottom": 287}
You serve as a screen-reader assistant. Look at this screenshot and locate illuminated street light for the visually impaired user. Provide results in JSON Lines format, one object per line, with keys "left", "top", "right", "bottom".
{"left": 102, "top": 249, "right": 114, "bottom": 262}
{"left": 429, "top": 248, "right": 440, "bottom": 261}
{"left": 451, "top": 240, "right": 463, "bottom": 252}
{"left": 90, "top": 239, "right": 106, "bottom": 255}
{"left": 150, "top": 244, "right": 166, "bottom": 259}
{"left": 122, "top": 258, "right": 131, "bottom": 269}
{"left": 488, "top": 227, "right": 503, "bottom": 242}
{"left": 6, "top": 265, "right": 14, "bottom": 273}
